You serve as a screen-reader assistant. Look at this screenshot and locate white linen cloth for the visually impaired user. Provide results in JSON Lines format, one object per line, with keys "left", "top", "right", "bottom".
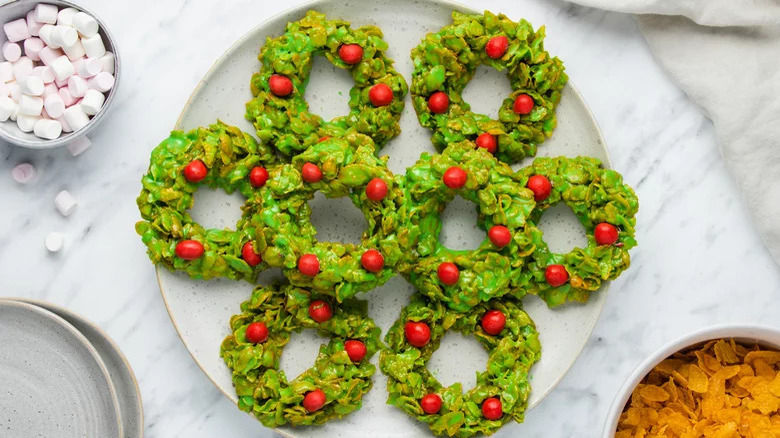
{"left": 568, "top": 0, "right": 780, "bottom": 263}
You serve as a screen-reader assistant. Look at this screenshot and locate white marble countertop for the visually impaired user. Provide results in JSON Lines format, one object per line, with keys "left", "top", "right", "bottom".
{"left": 2, "top": 0, "right": 780, "bottom": 436}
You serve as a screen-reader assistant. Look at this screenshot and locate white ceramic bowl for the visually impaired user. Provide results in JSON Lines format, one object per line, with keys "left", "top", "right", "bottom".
{"left": 603, "top": 324, "right": 780, "bottom": 437}
{"left": 0, "top": 0, "right": 120, "bottom": 148}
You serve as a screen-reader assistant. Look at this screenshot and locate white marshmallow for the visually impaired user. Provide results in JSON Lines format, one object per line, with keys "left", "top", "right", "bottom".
{"left": 80, "top": 88, "right": 103, "bottom": 115}
{"left": 63, "top": 104, "right": 88, "bottom": 131}
{"left": 3, "top": 19, "right": 30, "bottom": 43}
{"left": 38, "top": 46, "right": 63, "bottom": 66}
{"left": 0, "top": 61, "right": 13, "bottom": 83}
{"left": 12, "top": 56, "right": 33, "bottom": 80}
{"left": 62, "top": 39, "right": 85, "bottom": 61}
{"left": 26, "top": 11, "right": 44, "bottom": 37}
{"left": 19, "top": 94, "right": 43, "bottom": 115}
{"left": 80, "top": 34, "right": 105, "bottom": 58}
{"left": 57, "top": 114, "right": 71, "bottom": 132}
{"left": 77, "top": 57, "right": 101, "bottom": 77}
{"left": 7, "top": 81, "right": 20, "bottom": 102}
{"left": 67, "top": 75, "right": 88, "bottom": 97}
{"left": 40, "top": 107, "right": 50, "bottom": 119}
{"left": 23, "top": 38, "right": 44, "bottom": 61}
{"left": 49, "top": 55, "right": 74, "bottom": 81}
{"left": 38, "top": 24, "right": 58, "bottom": 49}
{"left": 98, "top": 52, "right": 113, "bottom": 75}
{"left": 58, "top": 87, "right": 77, "bottom": 106}
{"left": 66, "top": 135, "right": 91, "bottom": 155}
{"left": 2, "top": 42, "right": 21, "bottom": 62}
{"left": 51, "top": 26, "right": 78, "bottom": 48}
{"left": 16, "top": 113, "right": 40, "bottom": 132}
{"left": 19, "top": 75, "right": 44, "bottom": 96}
{"left": 43, "top": 93, "right": 65, "bottom": 118}
{"left": 45, "top": 232, "right": 64, "bottom": 252}
{"left": 32, "top": 66, "right": 55, "bottom": 84}
{"left": 42, "top": 82, "right": 58, "bottom": 97}
{"left": 54, "top": 76, "right": 67, "bottom": 88}
{"left": 0, "top": 82, "right": 8, "bottom": 97}
{"left": 57, "top": 8, "right": 79, "bottom": 27}
{"left": 11, "top": 162, "right": 36, "bottom": 184}
{"left": 33, "top": 118, "right": 61, "bottom": 139}
{"left": 55, "top": 190, "right": 78, "bottom": 216}
{"left": 72, "top": 12, "right": 98, "bottom": 38}
{"left": 35, "top": 4, "right": 59, "bottom": 25}
{"left": 87, "top": 72, "right": 113, "bottom": 92}
{"left": 0, "top": 95, "right": 15, "bottom": 121}
{"left": 9, "top": 103, "right": 19, "bottom": 120}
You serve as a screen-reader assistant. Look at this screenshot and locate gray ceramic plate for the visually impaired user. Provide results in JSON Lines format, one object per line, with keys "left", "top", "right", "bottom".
{"left": 9, "top": 298, "right": 144, "bottom": 438}
{"left": 0, "top": 300, "right": 122, "bottom": 437}
{"left": 157, "top": 0, "right": 610, "bottom": 436}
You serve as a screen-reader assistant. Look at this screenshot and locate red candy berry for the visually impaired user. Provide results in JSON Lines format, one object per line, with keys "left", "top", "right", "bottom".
{"left": 249, "top": 166, "right": 268, "bottom": 188}
{"left": 241, "top": 242, "right": 262, "bottom": 266}
{"left": 513, "top": 94, "right": 534, "bottom": 115}
{"left": 404, "top": 321, "right": 431, "bottom": 348}
{"left": 183, "top": 160, "right": 207, "bottom": 183}
{"left": 420, "top": 394, "right": 443, "bottom": 415}
{"left": 482, "top": 397, "right": 503, "bottom": 420}
{"left": 175, "top": 240, "right": 204, "bottom": 260}
{"left": 427, "top": 91, "right": 449, "bottom": 114}
{"left": 301, "top": 162, "right": 322, "bottom": 183}
{"left": 545, "top": 265, "right": 569, "bottom": 287}
{"left": 344, "top": 340, "right": 367, "bottom": 362}
{"left": 369, "top": 83, "right": 393, "bottom": 106}
{"left": 485, "top": 35, "right": 509, "bottom": 59}
{"left": 526, "top": 175, "right": 552, "bottom": 202}
{"left": 302, "top": 389, "right": 326, "bottom": 412}
{"left": 338, "top": 44, "right": 363, "bottom": 64}
{"left": 360, "top": 249, "right": 385, "bottom": 273}
{"left": 488, "top": 225, "right": 511, "bottom": 248}
{"left": 245, "top": 322, "right": 268, "bottom": 344}
{"left": 268, "top": 74, "right": 293, "bottom": 97}
{"left": 475, "top": 133, "right": 497, "bottom": 153}
{"left": 437, "top": 262, "right": 460, "bottom": 286}
{"left": 318, "top": 136, "right": 330, "bottom": 143}
{"left": 481, "top": 310, "right": 506, "bottom": 336}
{"left": 298, "top": 254, "right": 320, "bottom": 276}
{"left": 594, "top": 223, "right": 619, "bottom": 246}
{"left": 365, "top": 178, "right": 388, "bottom": 201}
{"left": 308, "top": 300, "right": 332, "bottom": 323}
{"left": 442, "top": 167, "right": 467, "bottom": 189}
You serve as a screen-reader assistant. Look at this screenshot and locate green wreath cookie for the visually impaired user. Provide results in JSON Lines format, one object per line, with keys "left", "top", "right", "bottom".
{"left": 240, "top": 132, "right": 405, "bottom": 301}
{"left": 135, "top": 121, "right": 278, "bottom": 281}
{"left": 397, "top": 141, "right": 537, "bottom": 312}
{"left": 515, "top": 156, "right": 639, "bottom": 307}
{"left": 380, "top": 293, "right": 541, "bottom": 437}
{"left": 246, "top": 10, "right": 408, "bottom": 157}
{"left": 221, "top": 283, "right": 381, "bottom": 427}
{"left": 410, "top": 11, "right": 567, "bottom": 164}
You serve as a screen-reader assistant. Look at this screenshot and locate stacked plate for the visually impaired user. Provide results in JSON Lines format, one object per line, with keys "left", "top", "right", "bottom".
{"left": 0, "top": 298, "right": 143, "bottom": 437}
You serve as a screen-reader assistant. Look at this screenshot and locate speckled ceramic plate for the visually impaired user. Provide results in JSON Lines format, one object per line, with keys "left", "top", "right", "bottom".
{"left": 0, "top": 300, "right": 122, "bottom": 437}
{"left": 157, "top": 0, "right": 611, "bottom": 436}
{"left": 9, "top": 298, "right": 144, "bottom": 438}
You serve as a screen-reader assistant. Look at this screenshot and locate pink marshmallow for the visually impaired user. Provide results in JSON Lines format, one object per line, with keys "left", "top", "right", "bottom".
{"left": 2, "top": 41, "right": 21, "bottom": 62}
{"left": 88, "top": 72, "right": 113, "bottom": 93}
{"left": 26, "top": 11, "right": 44, "bottom": 37}
{"left": 57, "top": 114, "right": 72, "bottom": 132}
{"left": 38, "top": 46, "right": 63, "bottom": 66}
{"left": 58, "top": 87, "right": 77, "bottom": 106}
{"left": 31, "top": 66, "right": 55, "bottom": 84}
{"left": 67, "top": 75, "right": 88, "bottom": 97}
{"left": 3, "top": 19, "right": 30, "bottom": 43}
{"left": 23, "top": 38, "right": 44, "bottom": 61}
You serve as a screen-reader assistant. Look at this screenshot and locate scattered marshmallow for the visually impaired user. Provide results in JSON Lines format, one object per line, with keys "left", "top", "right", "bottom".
{"left": 51, "top": 25, "right": 78, "bottom": 48}
{"left": 43, "top": 93, "right": 64, "bottom": 118}
{"left": 38, "top": 46, "right": 62, "bottom": 66}
{"left": 19, "top": 94, "right": 42, "bottom": 115}
{"left": 32, "top": 66, "right": 55, "bottom": 84}
{"left": 35, "top": 4, "right": 59, "bottom": 25}
{"left": 57, "top": 8, "right": 78, "bottom": 27}
{"left": 24, "top": 38, "right": 44, "bottom": 62}
{"left": 88, "top": 72, "right": 113, "bottom": 92}
{"left": 80, "top": 34, "right": 104, "bottom": 58}
{"left": 2, "top": 42, "right": 21, "bottom": 62}
{"left": 57, "top": 114, "right": 71, "bottom": 132}
{"left": 3, "top": 19, "right": 31, "bottom": 43}
{"left": 80, "top": 89, "right": 103, "bottom": 115}
{"left": 45, "top": 232, "right": 64, "bottom": 252}
{"left": 62, "top": 39, "right": 84, "bottom": 61}
{"left": 66, "top": 135, "right": 90, "bottom": 155}
{"left": 49, "top": 55, "right": 74, "bottom": 81}
{"left": 33, "top": 118, "right": 61, "bottom": 139}
{"left": 58, "top": 87, "right": 77, "bottom": 106}
{"left": 77, "top": 57, "right": 100, "bottom": 77}
{"left": 63, "top": 104, "right": 88, "bottom": 131}
{"left": 67, "top": 74, "right": 87, "bottom": 97}
{"left": 0, "top": 95, "right": 15, "bottom": 121}
{"left": 72, "top": 12, "right": 98, "bottom": 38}
{"left": 26, "top": 11, "right": 44, "bottom": 37}
{"left": 54, "top": 190, "right": 77, "bottom": 216}
{"left": 11, "top": 162, "right": 36, "bottom": 184}
{"left": 12, "top": 56, "right": 33, "bottom": 80}
{"left": 16, "top": 113, "right": 40, "bottom": 132}
{"left": 19, "top": 75, "right": 44, "bottom": 96}
{"left": 38, "top": 24, "right": 58, "bottom": 49}
{"left": 99, "top": 52, "right": 113, "bottom": 75}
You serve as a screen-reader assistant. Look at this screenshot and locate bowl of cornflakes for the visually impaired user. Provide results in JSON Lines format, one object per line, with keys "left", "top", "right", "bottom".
{"left": 604, "top": 325, "right": 780, "bottom": 437}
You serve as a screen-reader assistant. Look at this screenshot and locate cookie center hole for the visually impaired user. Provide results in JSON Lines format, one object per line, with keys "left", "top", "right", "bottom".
{"left": 427, "top": 331, "right": 488, "bottom": 391}
{"left": 187, "top": 188, "right": 244, "bottom": 230}
{"left": 309, "top": 192, "right": 366, "bottom": 245}
{"left": 280, "top": 329, "right": 330, "bottom": 381}
{"left": 461, "top": 65, "right": 513, "bottom": 118}
{"left": 304, "top": 55, "right": 353, "bottom": 121}
{"left": 439, "top": 196, "right": 483, "bottom": 251}
{"left": 537, "top": 203, "right": 589, "bottom": 254}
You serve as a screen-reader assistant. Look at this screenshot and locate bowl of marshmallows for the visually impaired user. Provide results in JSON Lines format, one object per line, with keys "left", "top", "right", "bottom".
{"left": 0, "top": 0, "right": 118, "bottom": 148}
